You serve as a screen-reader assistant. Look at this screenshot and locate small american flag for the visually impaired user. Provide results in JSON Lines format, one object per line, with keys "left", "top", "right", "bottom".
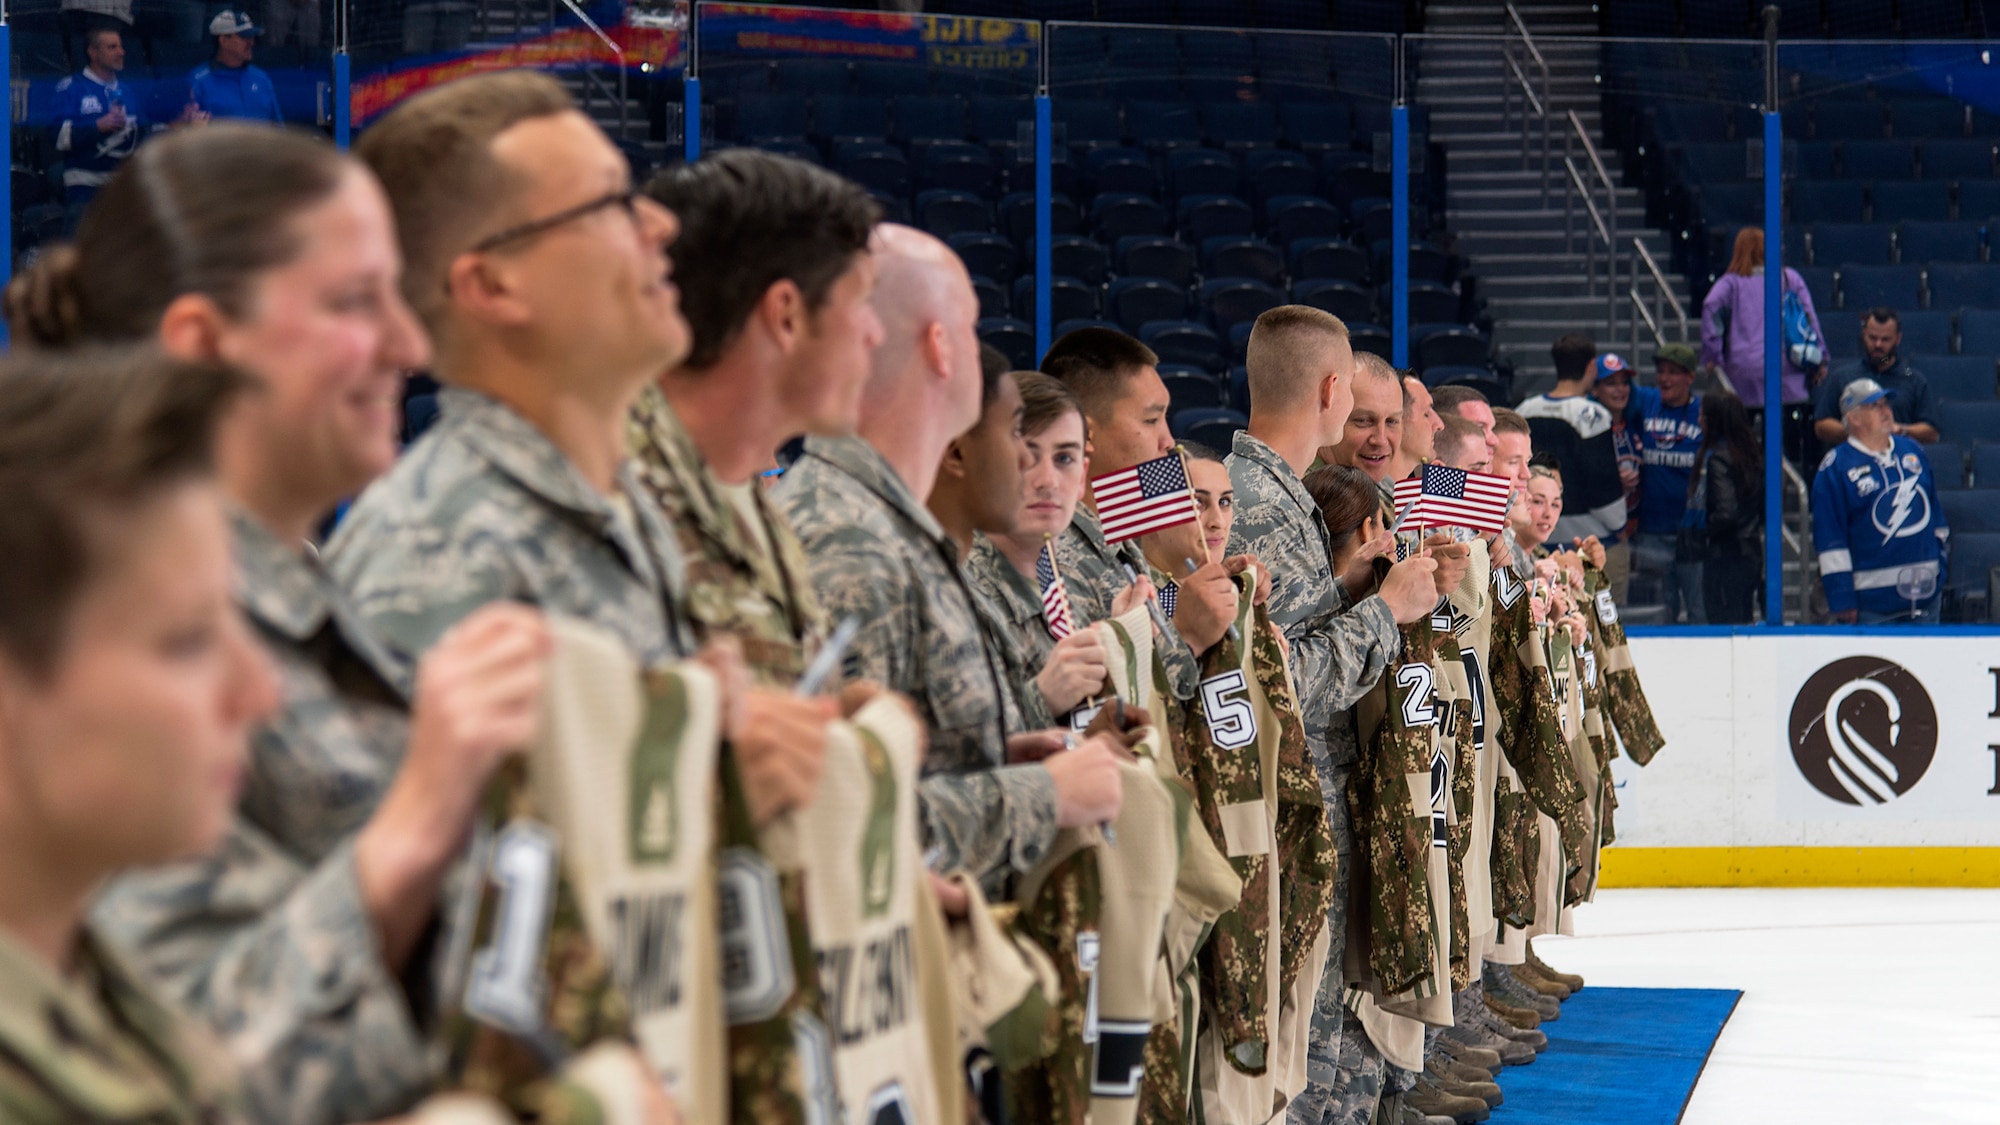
{"left": 1158, "top": 580, "right": 1178, "bottom": 620}
{"left": 1090, "top": 452, "right": 1199, "bottom": 543}
{"left": 1036, "top": 543, "right": 1074, "bottom": 641}
{"left": 1391, "top": 463, "right": 1513, "bottom": 534}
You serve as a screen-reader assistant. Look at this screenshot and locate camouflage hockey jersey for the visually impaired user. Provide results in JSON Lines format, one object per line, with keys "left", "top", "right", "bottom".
{"left": 1582, "top": 562, "right": 1665, "bottom": 765}
{"left": 939, "top": 873, "right": 1060, "bottom": 1125}
{"left": 441, "top": 618, "right": 727, "bottom": 1125}
{"left": 1484, "top": 564, "right": 1589, "bottom": 892}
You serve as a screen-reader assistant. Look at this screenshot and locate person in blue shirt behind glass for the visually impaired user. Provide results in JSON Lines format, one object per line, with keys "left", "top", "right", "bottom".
{"left": 188, "top": 10, "right": 284, "bottom": 124}
{"left": 1628, "top": 342, "right": 1706, "bottom": 622}
{"left": 51, "top": 27, "right": 144, "bottom": 204}
{"left": 1812, "top": 377, "right": 1950, "bottom": 624}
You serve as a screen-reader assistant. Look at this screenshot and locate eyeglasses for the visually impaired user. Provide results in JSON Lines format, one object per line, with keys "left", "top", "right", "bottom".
{"left": 468, "top": 189, "right": 639, "bottom": 254}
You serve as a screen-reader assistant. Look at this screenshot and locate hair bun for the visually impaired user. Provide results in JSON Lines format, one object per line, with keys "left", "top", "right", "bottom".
{"left": 4, "top": 245, "right": 87, "bottom": 350}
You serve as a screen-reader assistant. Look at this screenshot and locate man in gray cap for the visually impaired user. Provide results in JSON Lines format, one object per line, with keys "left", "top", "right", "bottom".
{"left": 1810, "top": 377, "right": 1950, "bottom": 623}
{"left": 1626, "top": 342, "right": 1707, "bottom": 621}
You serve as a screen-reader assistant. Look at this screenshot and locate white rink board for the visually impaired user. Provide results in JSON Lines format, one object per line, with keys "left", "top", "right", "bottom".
{"left": 1613, "top": 634, "right": 2000, "bottom": 847}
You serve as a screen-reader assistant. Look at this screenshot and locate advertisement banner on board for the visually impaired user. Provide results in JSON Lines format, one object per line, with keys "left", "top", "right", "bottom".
{"left": 1774, "top": 635, "right": 2000, "bottom": 821}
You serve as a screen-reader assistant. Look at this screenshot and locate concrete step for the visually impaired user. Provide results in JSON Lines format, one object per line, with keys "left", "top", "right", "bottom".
{"left": 1478, "top": 272, "right": 1689, "bottom": 300}
{"left": 1459, "top": 251, "right": 1664, "bottom": 277}
{"left": 1447, "top": 209, "right": 1652, "bottom": 235}
{"left": 1456, "top": 229, "right": 1673, "bottom": 257}
{"left": 1447, "top": 183, "right": 1642, "bottom": 206}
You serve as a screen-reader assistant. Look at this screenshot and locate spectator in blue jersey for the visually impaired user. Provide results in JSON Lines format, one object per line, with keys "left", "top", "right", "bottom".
{"left": 1811, "top": 307, "right": 1940, "bottom": 447}
{"left": 1812, "top": 378, "right": 1949, "bottom": 624}
{"left": 189, "top": 11, "right": 284, "bottom": 124}
{"left": 50, "top": 27, "right": 141, "bottom": 204}
{"left": 1631, "top": 342, "right": 1707, "bottom": 622}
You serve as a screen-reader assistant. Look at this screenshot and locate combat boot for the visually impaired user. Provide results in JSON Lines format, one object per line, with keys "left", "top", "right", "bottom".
{"left": 1481, "top": 988, "right": 1542, "bottom": 1030}
{"left": 1405, "top": 1077, "right": 1489, "bottom": 1124}
{"left": 1468, "top": 997, "right": 1548, "bottom": 1052}
{"left": 1440, "top": 1056, "right": 1498, "bottom": 1091}
{"left": 1398, "top": 1104, "right": 1457, "bottom": 1125}
{"left": 1435, "top": 1034, "right": 1504, "bottom": 1073}
{"left": 1428, "top": 1058, "right": 1502, "bottom": 1108}
{"left": 1526, "top": 940, "right": 1584, "bottom": 992}
{"left": 1510, "top": 959, "right": 1572, "bottom": 1000}
{"left": 1441, "top": 1020, "right": 1533, "bottom": 1066}
{"left": 1484, "top": 963, "right": 1560, "bottom": 1021}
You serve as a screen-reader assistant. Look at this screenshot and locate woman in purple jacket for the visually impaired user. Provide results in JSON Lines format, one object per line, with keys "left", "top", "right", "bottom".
{"left": 1699, "top": 226, "right": 1826, "bottom": 463}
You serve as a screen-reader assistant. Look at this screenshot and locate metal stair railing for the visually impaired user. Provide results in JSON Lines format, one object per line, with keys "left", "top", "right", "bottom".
{"left": 1627, "top": 236, "right": 1688, "bottom": 354}
{"left": 1780, "top": 457, "right": 1814, "bottom": 623}
{"left": 1500, "top": 2, "right": 1552, "bottom": 202}
{"left": 1562, "top": 108, "right": 1620, "bottom": 339}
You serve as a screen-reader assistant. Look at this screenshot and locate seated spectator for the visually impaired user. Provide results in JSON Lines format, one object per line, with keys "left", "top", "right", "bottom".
{"left": 1812, "top": 308, "right": 1940, "bottom": 446}
{"left": 189, "top": 11, "right": 283, "bottom": 124}
{"left": 1812, "top": 378, "right": 1949, "bottom": 624}
{"left": 1683, "top": 391, "right": 1763, "bottom": 625}
{"left": 51, "top": 27, "right": 143, "bottom": 204}
{"left": 1629, "top": 343, "right": 1707, "bottom": 622}
{"left": 1517, "top": 333, "right": 1629, "bottom": 591}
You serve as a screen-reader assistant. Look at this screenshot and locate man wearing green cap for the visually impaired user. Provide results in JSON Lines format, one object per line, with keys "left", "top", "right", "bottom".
{"left": 1628, "top": 343, "right": 1706, "bottom": 622}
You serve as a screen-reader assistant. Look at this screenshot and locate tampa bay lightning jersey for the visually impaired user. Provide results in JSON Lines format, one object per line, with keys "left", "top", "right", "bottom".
{"left": 1810, "top": 436, "right": 1949, "bottom": 615}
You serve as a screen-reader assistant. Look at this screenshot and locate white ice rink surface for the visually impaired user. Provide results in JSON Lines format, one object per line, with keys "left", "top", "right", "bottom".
{"left": 1535, "top": 888, "right": 2000, "bottom": 1124}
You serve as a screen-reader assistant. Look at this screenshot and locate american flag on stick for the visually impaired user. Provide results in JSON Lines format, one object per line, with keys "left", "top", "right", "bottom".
{"left": 1090, "top": 451, "right": 1199, "bottom": 543}
{"left": 1391, "top": 463, "right": 1514, "bottom": 534}
{"left": 1036, "top": 538, "right": 1075, "bottom": 641}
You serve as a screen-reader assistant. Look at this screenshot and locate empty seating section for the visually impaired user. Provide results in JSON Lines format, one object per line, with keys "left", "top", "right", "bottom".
{"left": 698, "top": 23, "right": 1471, "bottom": 401}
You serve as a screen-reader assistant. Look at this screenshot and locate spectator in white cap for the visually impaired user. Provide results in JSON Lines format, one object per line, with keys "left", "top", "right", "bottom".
{"left": 1810, "top": 376, "right": 1949, "bottom": 624}
{"left": 188, "top": 10, "right": 283, "bottom": 124}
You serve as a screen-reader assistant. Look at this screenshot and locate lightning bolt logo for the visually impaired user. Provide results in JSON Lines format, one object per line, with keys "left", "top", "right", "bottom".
{"left": 1871, "top": 473, "right": 1929, "bottom": 543}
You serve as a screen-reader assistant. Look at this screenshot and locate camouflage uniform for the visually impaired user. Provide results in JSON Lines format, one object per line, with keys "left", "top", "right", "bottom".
{"left": 1224, "top": 431, "right": 1402, "bottom": 1125}
{"left": 0, "top": 926, "right": 245, "bottom": 1124}
{"left": 327, "top": 386, "right": 694, "bottom": 663}
{"left": 624, "top": 387, "right": 837, "bottom": 1125}
{"left": 1055, "top": 506, "right": 1200, "bottom": 700}
{"left": 1581, "top": 562, "right": 1666, "bottom": 765}
{"left": 1486, "top": 563, "right": 1588, "bottom": 895}
{"left": 963, "top": 534, "right": 1061, "bottom": 731}
{"left": 777, "top": 436, "right": 1058, "bottom": 889}
{"left": 92, "top": 511, "right": 436, "bottom": 1125}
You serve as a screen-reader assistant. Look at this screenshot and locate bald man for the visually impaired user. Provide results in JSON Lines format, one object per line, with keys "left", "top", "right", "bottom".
{"left": 779, "top": 224, "right": 1124, "bottom": 893}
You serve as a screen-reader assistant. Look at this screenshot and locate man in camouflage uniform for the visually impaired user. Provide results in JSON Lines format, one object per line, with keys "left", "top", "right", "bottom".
{"left": 1222, "top": 307, "right": 1445, "bottom": 1125}
{"left": 779, "top": 223, "right": 1127, "bottom": 895}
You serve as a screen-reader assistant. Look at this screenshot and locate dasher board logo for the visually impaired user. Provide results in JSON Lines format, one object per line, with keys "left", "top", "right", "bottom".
{"left": 1787, "top": 656, "right": 1937, "bottom": 806}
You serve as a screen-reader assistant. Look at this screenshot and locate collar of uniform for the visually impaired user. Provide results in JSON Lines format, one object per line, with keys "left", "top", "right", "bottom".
{"left": 0, "top": 926, "right": 232, "bottom": 1119}
{"left": 629, "top": 384, "right": 716, "bottom": 528}
{"left": 800, "top": 434, "right": 950, "bottom": 546}
{"left": 231, "top": 507, "right": 333, "bottom": 641}
{"left": 967, "top": 533, "right": 1040, "bottom": 622}
{"left": 1230, "top": 429, "right": 1330, "bottom": 540}
{"left": 438, "top": 386, "right": 637, "bottom": 529}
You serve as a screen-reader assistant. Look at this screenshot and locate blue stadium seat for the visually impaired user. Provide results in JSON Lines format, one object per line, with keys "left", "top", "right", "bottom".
{"left": 735, "top": 93, "right": 810, "bottom": 141}
{"left": 1291, "top": 237, "right": 1370, "bottom": 283}
{"left": 1896, "top": 312, "right": 1956, "bottom": 356}
{"left": 1946, "top": 531, "right": 2000, "bottom": 602}
{"left": 1791, "top": 140, "right": 1839, "bottom": 180}
{"left": 773, "top": 59, "right": 852, "bottom": 95}
{"left": 999, "top": 193, "right": 1080, "bottom": 247}
{"left": 1941, "top": 401, "right": 2000, "bottom": 443}
{"left": 1698, "top": 183, "right": 1765, "bottom": 228}
{"left": 1108, "top": 277, "right": 1190, "bottom": 333}
{"left": 1171, "top": 406, "right": 1248, "bottom": 452}
{"left": 968, "top": 97, "right": 1035, "bottom": 145}
{"left": 1055, "top": 318, "right": 1121, "bottom": 340}
{"left": 1815, "top": 104, "right": 1886, "bottom": 141}
{"left": 920, "top": 144, "right": 993, "bottom": 193}
{"left": 1278, "top": 102, "right": 1353, "bottom": 153}
{"left": 856, "top": 66, "right": 931, "bottom": 98}
{"left": 1089, "top": 151, "right": 1160, "bottom": 196}
{"left": 867, "top": 191, "right": 911, "bottom": 226}
{"left": 978, "top": 317, "right": 1036, "bottom": 369}
{"left": 1161, "top": 367, "right": 1225, "bottom": 412}
{"left": 893, "top": 95, "right": 966, "bottom": 144}
{"left": 1092, "top": 193, "right": 1170, "bottom": 241}
{"left": 1893, "top": 98, "right": 1968, "bottom": 140}
{"left": 972, "top": 277, "right": 1007, "bottom": 320}
{"left": 1929, "top": 441, "right": 1968, "bottom": 488}
{"left": 916, "top": 190, "right": 993, "bottom": 238}
{"left": 1292, "top": 278, "right": 1373, "bottom": 322}
{"left": 1127, "top": 100, "right": 1203, "bottom": 150}
{"left": 1202, "top": 237, "right": 1284, "bottom": 288}
{"left": 1681, "top": 0, "right": 1751, "bottom": 36}
{"left": 1422, "top": 364, "right": 1496, "bottom": 388}
{"left": 1942, "top": 491, "right": 2000, "bottom": 532}
{"left": 1897, "top": 220, "right": 1981, "bottom": 264}
{"left": 1972, "top": 444, "right": 2000, "bottom": 485}
{"left": 1959, "top": 180, "right": 2000, "bottom": 224}
{"left": 1652, "top": 103, "right": 1731, "bottom": 143}
{"left": 1202, "top": 102, "right": 1280, "bottom": 152}
{"left": 1179, "top": 194, "right": 1256, "bottom": 242}
{"left": 1927, "top": 264, "right": 2000, "bottom": 310}
{"left": 1796, "top": 265, "right": 1838, "bottom": 315}
{"left": 752, "top": 140, "right": 823, "bottom": 166}
{"left": 1141, "top": 319, "right": 1226, "bottom": 369}
{"left": 1353, "top": 200, "right": 1396, "bottom": 248}
{"left": 1116, "top": 235, "right": 1197, "bottom": 287}
{"left": 1417, "top": 329, "right": 1490, "bottom": 373}
{"left": 1812, "top": 223, "right": 1893, "bottom": 266}
{"left": 1326, "top": 163, "right": 1390, "bottom": 212}
{"left": 834, "top": 143, "right": 911, "bottom": 195}
{"left": 1922, "top": 139, "right": 1994, "bottom": 180}
{"left": 1958, "top": 307, "right": 2000, "bottom": 356}
{"left": 1843, "top": 139, "right": 1917, "bottom": 180}
{"left": 1016, "top": 275, "right": 1098, "bottom": 324}
{"left": 1266, "top": 195, "right": 1343, "bottom": 245}
{"left": 816, "top": 95, "right": 889, "bottom": 143}
{"left": 1348, "top": 322, "right": 1393, "bottom": 361}
{"left": 1916, "top": 354, "right": 1997, "bottom": 401}
{"left": 1793, "top": 180, "right": 1866, "bottom": 224}
{"left": 1169, "top": 149, "right": 1240, "bottom": 198}
{"left": 1228, "top": 365, "right": 1251, "bottom": 413}
{"left": 1200, "top": 278, "right": 1284, "bottom": 332}
{"left": 950, "top": 231, "right": 1019, "bottom": 285}
{"left": 1052, "top": 99, "right": 1122, "bottom": 148}
{"left": 1873, "top": 180, "right": 1952, "bottom": 223}
{"left": 1676, "top": 142, "right": 1749, "bottom": 184}
{"left": 1048, "top": 235, "right": 1111, "bottom": 286}
{"left": 1404, "top": 280, "right": 1462, "bottom": 324}
{"left": 1840, "top": 264, "right": 1924, "bottom": 311}
{"left": 1243, "top": 150, "right": 1318, "bottom": 208}
{"left": 1228, "top": 322, "right": 1255, "bottom": 363}
{"left": 1407, "top": 242, "right": 1454, "bottom": 285}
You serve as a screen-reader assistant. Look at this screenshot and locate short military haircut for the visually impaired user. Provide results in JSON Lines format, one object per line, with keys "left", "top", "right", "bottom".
{"left": 1018, "top": 371, "right": 1083, "bottom": 438}
{"left": 1179, "top": 441, "right": 1225, "bottom": 464}
{"left": 1401, "top": 372, "right": 1420, "bottom": 409}
{"left": 1435, "top": 415, "right": 1484, "bottom": 466}
{"left": 1865, "top": 306, "right": 1900, "bottom": 329}
{"left": 0, "top": 347, "right": 246, "bottom": 677}
{"left": 645, "top": 148, "right": 878, "bottom": 371}
{"left": 1491, "top": 407, "right": 1530, "bottom": 437}
{"left": 1551, "top": 333, "right": 1597, "bottom": 381}
{"left": 979, "top": 342, "right": 1011, "bottom": 406}
{"left": 1354, "top": 349, "right": 1401, "bottom": 386}
{"left": 1244, "top": 304, "right": 1350, "bottom": 411}
{"left": 357, "top": 71, "right": 576, "bottom": 336}
{"left": 1431, "top": 384, "right": 1488, "bottom": 414}
{"left": 1039, "top": 327, "right": 1158, "bottom": 421}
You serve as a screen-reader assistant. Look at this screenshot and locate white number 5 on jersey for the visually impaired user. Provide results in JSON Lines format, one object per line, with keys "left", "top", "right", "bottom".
{"left": 1199, "top": 669, "right": 1259, "bottom": 750}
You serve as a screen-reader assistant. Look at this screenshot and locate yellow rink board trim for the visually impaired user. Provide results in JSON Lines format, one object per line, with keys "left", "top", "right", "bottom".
{"left": 1598, "top": 847, "right": 2000, "bottom": 888}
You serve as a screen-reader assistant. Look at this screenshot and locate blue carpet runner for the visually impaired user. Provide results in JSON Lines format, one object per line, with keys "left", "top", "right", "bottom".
{"left": 1484, "top": 986, "right": 1741, "bottom": 1125}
